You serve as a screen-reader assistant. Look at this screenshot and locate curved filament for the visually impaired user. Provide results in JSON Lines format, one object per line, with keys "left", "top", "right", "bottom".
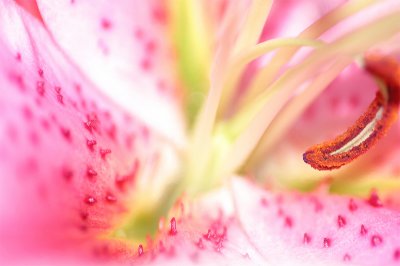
{"left": 303, "top": 55, "right": 400, "bottom": 170}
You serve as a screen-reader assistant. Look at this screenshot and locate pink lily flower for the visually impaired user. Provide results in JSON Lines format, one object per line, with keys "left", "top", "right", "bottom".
{"left": 2, "top": 0, "right": 400, "bottom": 265}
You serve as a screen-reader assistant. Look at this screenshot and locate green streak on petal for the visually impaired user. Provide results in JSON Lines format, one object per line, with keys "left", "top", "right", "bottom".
{"left": 169, "top": 0, "right": 211, "bottom": 124}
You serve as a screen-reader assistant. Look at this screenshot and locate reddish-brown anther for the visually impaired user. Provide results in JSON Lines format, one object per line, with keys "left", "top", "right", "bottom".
{"left": 303, "top": 55, "right": 400, "bottom": 170}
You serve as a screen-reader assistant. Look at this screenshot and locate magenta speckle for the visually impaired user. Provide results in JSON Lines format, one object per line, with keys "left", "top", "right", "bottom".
{"left": 140, "top": 58, "right": 152, "bottom": 71}
{"left": 100, "top": 148, "right": 112, "bottom": 159}
{"left": 138, "top": 244, "right": 144, "bottom": 256}
{"left": 260, "top": 197, "right": 268, "bottom": 207}
{"left": 284, "top": 216, "right": 293, "bottom": 228}
{"left": 343, "top": 253, "right": 351, "bottom": 262}
{"left": 196, "top": 238, "right": 204, "bottom": 249}
{"left": 22, "top": 105, "right": 33, "bottom": 121}
{"left": 360, "top": 224, "right": 368, "bottom": 236}
{"left": 152, "top": 5, "right": 167, "bottom": 24}
{"left": 367, "top": 190, "right": 383, "bottom": 208}
{"left": 348, "top": 199, "right": 358, "bottom": 212}
{"left": 62, "top": 168, "right": 73, "bottom": 181}
{"left": 86, "top": 139, "right": 97, "bottom": 150}
{"left": 303, "top": 233, "right": 311, "bottom": 244}
{"left": 84, "top": 113, "right": 100, "bottom": 133}
{"left": 371, "top": 235, "right": 383, "bottom": 247}
{"left": 85, "top": 196, "right": 97, "bottom": 205}
{"left": 158, "top": 241, "right": 166, "bottom": 253}
{"left": 323, "top": 238, "right": 331, "bottom": 248}
{"left": 87, "top": 167, "right": 98, "bottom": 179}
{"left": 105, "top": 193, "right": 117, "bottom": 203}
{"left": 80, "top": 211, "right": 89, "bottom": 221}
{"left": 337, "top": 215, "right": 346, "bottom": 228}
{"left": 145, "top": 40, "right": 156, "bottom": 54}
{"left": 394, "top": 249, "right": 400, "bottom": 260}
{"left": 57, "top": 94, "right": 64, "bottom": 105}
{"left": 36, "top": 81, "right": 45, "bottom": 96}
{"left": 101, "top": 18, "right": 112, "bottom": 30}
{"left": 60, "top": 127, "right": 72, "bottom": 141}
{"left": 169, "top": 217, "right": 177, "bottom": 235}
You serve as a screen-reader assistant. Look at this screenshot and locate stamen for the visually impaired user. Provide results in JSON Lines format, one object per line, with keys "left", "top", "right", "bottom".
{"left": 236, "top": 0, "right": 377, "bottom": 110}
{"left": 303, "top": 55, "right": 400, "bottom": 170}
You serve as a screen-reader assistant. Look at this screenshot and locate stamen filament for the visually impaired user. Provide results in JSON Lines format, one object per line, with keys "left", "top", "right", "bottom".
{"left": 186, "top": 39, "right": 324, "bottom": 191}
{"left": 244, "top": 59, "right": 352, "bottom": 171}
{"left": 232, "top": 0, "right": 273, "bottom": 56}
{"left": 239, "top": 0, "right": 377, "bottom": 109}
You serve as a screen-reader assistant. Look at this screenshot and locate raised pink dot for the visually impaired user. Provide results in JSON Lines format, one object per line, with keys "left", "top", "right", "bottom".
{"left": 60, "top": 127, "right": 72, "bottom": 141}
{"left": 360, "top": 224, "right": 368, "bottom": 236}
{"left": 41, "top": 118, "right": 50, "bottom": 131}
{"left": 169, "top": 217, "right": 177, "bottom": 235}
{"left": 260, "top": 197, "right": 268, "bottom": 207}
{"left": 152, "top": 5, "right": 167, "bottom": 24}
{"left": 62, "top": 168, "right": 73, "bottom": 181}
{"left": 343, "top": 253, "right": 351, "bottom": 262}
{"left": 196, "top": 238, "right": 204, "bottom": 249}
{"left": 10, "top": 73, "right": 25, "bottom": 91}
{"left": 138, "top": 244, "right": 144, "bottom": 256}
{"left": 86, "top": 139, "right": 97, "bottom": 150}
{"left": 22, "top": 105, "right": 33, "bottom": 121}
{"left": 105, "top": 193, "right": 117, "bottom": 203}
{"left": 140, "top": 58, "right": 152, "bottom": 71}
{"left": 101, "top": 18, "right": 112, "bottom": 30}
{"left": 57, "top": 94, "right": 64, "bottom": 105}
{"left": 100, "top": 148, "right": 112, "bottom": 159}
{"left": 134, "top": 28, "right": 144, "bottom": 39}
{"left": 323, "top": 238, "right": 331, "bottom": 248}
{"left": 394, "top": 248, "right": 400, "bottom": 260}
{"left": 348, "top": 199, "right": 358, "bottom": 212}
{"left": 38, "top": 68, "right": 44, "bottom": 77}
{"left": 367, "top": 190, "right": 383, "bottom": 208}
{"left": 203, "top": 229, "right": 212, "bottom": 240}
{"left": 303, "top": 233, "right": 311, "bottom": 244}
{"left": 337, "top": 215, "right": 346, "bottom": 228}
{"left": 80, "top": 211, "right": 89, "bottom": 221}
{"left": 371, "top": 234, "right": 383, "bottom": 247}
{"left": 284, "top": 216, "right": 293, "bottom": 228}
{"left": 87, "top": 167, "right": 98, "bottom": 179}
{"left": 145, "top": 40, "right": 156, "bottom": 54}
{"left": 36, "top": 81, "right": 45, "bottom": 96}
{"left": 84, "top": 113, "right": 100, "bottom": 133}
{"left": 85, "top": 196, "right": 97, "bottom": 205}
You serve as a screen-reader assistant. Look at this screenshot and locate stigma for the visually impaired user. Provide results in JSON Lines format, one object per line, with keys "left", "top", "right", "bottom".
{"left": 303, "top": 54, "right": 400, "bottom": 170}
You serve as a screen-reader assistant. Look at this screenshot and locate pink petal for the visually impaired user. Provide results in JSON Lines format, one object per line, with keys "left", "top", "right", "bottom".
{"left": 137, "top": 178, "right": 400, "bottom": 265}
{"left": 0, "top": 1, "right": 177, "bottom": 262}
{"left": 35, "top": 0, "right": 184, "bottom": 142}
{"left": 261, "top": 0, "right": 346, "bottom": 40}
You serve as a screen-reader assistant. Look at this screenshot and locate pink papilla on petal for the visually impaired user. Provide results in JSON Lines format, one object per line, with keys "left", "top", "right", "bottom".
{"left": 0, "top": 1, "right": 178, "bottom": 262}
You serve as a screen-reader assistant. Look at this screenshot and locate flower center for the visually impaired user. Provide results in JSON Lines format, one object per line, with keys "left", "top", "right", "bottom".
{"left": 114, "top": 1, "right": 400, "bottom": 243}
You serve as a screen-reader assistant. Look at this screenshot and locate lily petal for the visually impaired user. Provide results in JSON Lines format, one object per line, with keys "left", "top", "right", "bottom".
{"left": 0, "top": 0, "right": 178, "bottom": 262}
{"left": 35, "top": 0, "right": 185, "bottom": 143}
{"left": 138, "top": 177, "right": 400, "bottom": 265}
